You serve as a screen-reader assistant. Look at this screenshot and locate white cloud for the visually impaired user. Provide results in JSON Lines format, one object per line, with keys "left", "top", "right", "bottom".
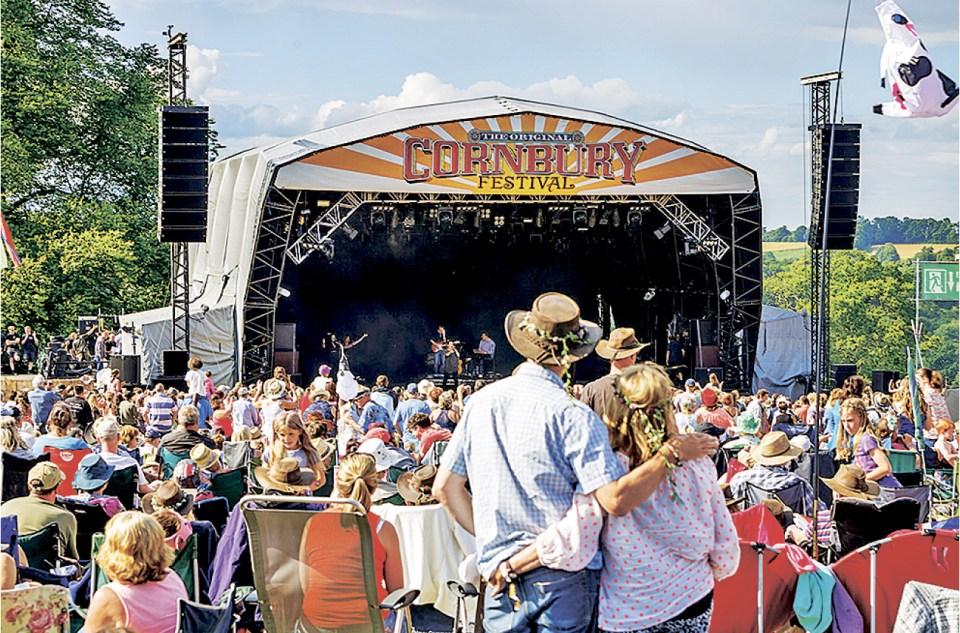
{"left": 186, "top": 45, "right": 222, "bottom": 104}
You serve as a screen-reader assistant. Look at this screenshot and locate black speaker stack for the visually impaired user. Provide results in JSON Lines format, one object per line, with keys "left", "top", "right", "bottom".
{"left": 159, "top": 106, "right": 209, "bottom": 243}
{"left": 808, "top": 123, "right": 860, "bottom": 250}
{"left": 153, "top": 349, "right": 190, "bottom": 391}
{"left": 108, "top": 355, "right": 141, "bottom": 385}
{"left": 872, "top": 370, "right": 900, "bottom": 394}
{"left": 832, "top": 364, "right": 858, "bottom": 389}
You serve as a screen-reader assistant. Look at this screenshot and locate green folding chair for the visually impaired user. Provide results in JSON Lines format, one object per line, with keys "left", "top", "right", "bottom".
{"left": 19, "top": 522, "right": 61, "bottom": 570}
{"left": 240, "top": 495, "right": 418, "bottom": 633}
{"left": 161, "top": 447, "right": 191, "bottom": 480}
{"left": 103, "top": 466, "right": 137, "bottom": 511}
{"left": 91, "top": 532, "right": 200, "bottom": 602}
{"left": 208, "top": 469, "right": 246, "bottom": 509}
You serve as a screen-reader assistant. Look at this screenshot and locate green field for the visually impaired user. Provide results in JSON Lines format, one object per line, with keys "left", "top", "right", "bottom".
{"left": 762, "top": 242, "right": 957, "bottom": 261}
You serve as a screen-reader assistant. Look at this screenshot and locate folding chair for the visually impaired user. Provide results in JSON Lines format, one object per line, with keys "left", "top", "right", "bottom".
{"left": 221, "top": 441, "right": 251, "bottom": 471}
{"left": 59, "top": 499, "right": 111, "bottom": 562}
{"left": 176, "top": 584, "right": 237, "bottom": 633}
{"left": 877, "top": 485, "right": 932, "bottom": 524}
{"left": 422, "top": 440, "right": 449, "bottom": 466}
{"left": 710, "top": 541, "right": 799, "bottom": 633}
{"left": 828, "top": 497, "right": 921, "bottom": 561}
{"left": 208, "top": 469, "right": 246, "bottom": 509}
{"left": 743, "top": 479, "right": 808, "bottom": 516}
{"left": 194, "top": 497, "right": 231, "bottom": 535}
{"left": 446, "top": 580, "right": 482, "bottom": 633}
{"left": 47, "top": 447, "right": 92, "bottom": 497}
{"left": 241, "top": 494, "right": 419, "bottom": 633}
{"left": 161, "top": 447, "right": 190, "bottom": 480}
{"left": 19, "top": 522, "right": 62, "bottom": 571}
{"left": 102, "top": 466, "right": 136, "bottom": 511}
{"left": 2, "top": 450, "right": 50, "bottom": 500}
{"left": 91, "top": 532, "right": 200, "bottom": 602}
{"left": 927, "top": 465, "right": 959, "bottom": 520}
{"left": 1, "top": 584, "right": 70, "bottom": 633}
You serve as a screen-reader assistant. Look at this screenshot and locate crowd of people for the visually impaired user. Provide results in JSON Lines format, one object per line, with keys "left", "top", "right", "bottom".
{"left": 0, "top": 292, "right": 956, "bottom": 633}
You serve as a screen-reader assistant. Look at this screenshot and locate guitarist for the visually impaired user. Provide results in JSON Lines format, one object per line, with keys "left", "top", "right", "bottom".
{"left": 430, "top": 326, "right": 448, "bottom": 375}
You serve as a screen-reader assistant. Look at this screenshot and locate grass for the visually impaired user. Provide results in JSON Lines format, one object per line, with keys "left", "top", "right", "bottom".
{"left": 870, "top": 244, "right": 956, "bottom": 259}
{"left": 762, "top": 242, "right": 957, "bottom": 261}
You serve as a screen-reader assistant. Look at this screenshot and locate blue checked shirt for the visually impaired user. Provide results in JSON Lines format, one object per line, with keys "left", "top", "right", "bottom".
{"left": 442, "top": 363, "right": 625, "bottom": 578}
{"left": 728, "top": 464, "right": 815, "bottom": 516}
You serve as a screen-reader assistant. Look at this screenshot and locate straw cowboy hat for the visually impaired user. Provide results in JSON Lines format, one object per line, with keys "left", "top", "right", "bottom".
{"left": 262, "top": 378, "right": 286, "bottom": 399}
{"left": 821, "top": 464, "right": 880, "bottom": 500}
{"left": 595, "top": 327, "right": 649, "bottom": 360}
{"left": 254, "top": 457, "right": 315, "bottom": 493}
{"left": 504, "top": 292, "right": 601, "bottom": 366}
{"left": 142, "top": 479, "right": 195, "bottom": 516}
{"left": 189, "top": 443, "right": 221, "bottom": 471}
{"left": 750, "top": 431, "right": 803, "bottom": 466}
{"left": 398, "top": 464, "right": 439, "bottom": 505}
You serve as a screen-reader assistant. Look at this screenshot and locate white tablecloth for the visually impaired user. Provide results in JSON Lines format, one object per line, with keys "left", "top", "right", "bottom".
{"left": 376, "top": 504, "right": 476, "bottom": 618}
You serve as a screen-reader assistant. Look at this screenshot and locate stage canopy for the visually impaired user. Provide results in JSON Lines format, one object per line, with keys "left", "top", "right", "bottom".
{"left": 127, "top": 96, "right": 763, "bottom": 386}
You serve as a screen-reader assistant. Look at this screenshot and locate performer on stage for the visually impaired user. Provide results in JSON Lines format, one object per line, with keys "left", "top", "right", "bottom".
{"left": 475, "top": 331, "right": 496, "bottom": 377}
{"left": 442, "top": 341, "right": 460, "bottom": 389}
{"left": 431, "top": 326, "right": 448, "bottom": 375}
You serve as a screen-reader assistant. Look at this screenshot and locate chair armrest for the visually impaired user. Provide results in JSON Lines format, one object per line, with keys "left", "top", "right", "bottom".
{"left": 379, "top": 588, "right": 420, "bottom": 611}
{"left": 446, "top": 580, "right": 479, "bottom": 597}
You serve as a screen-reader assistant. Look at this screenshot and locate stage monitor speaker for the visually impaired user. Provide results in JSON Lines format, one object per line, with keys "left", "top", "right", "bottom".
{"left": 832, "top": 363, "right": 858, "bottom": 389}
{"left": 275, "top": 323, "right": 296, "bottom": 352}
{"left": 162, "top": 350, "right": 190, "bottom": 377}
{"left": 808, "top": 123, "right": 860, "bottom": 251}
{"left": 694, "top": 367, "right": 724, "bottom": 386}
{"left": 159, "top": 106, "right": 209, "bottom": 243}
{"left": 109, "top": 356, "right": 141, "bottom": 385}
{"left": 872, "top": 370, "right": 900, "bottom": 393}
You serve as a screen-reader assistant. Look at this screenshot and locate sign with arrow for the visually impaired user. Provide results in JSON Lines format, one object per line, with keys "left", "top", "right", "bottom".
{"left": 919, "top": 261, "right": 959, "bottom": 301}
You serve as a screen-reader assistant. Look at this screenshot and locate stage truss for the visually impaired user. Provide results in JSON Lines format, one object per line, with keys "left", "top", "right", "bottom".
{"left": 242, "top": 184, "right": 762, "bottom": 387}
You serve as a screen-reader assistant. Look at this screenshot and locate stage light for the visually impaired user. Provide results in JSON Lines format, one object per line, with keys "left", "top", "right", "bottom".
{"left": 588, "top": 209, "right": 597, "bottom": 228}
{"left": 437, "top": 207, "right": 454, "bottom": 229}
{"left": 494, "top": 215, "right": 505, "bottom": 227}
{"left": 342, "top": 223, "right": 359, "bottom": 240}
{"left": 598, "top": 210, "right": 610, "bottom": 226}
{"left": 403, "top": 210, "right": 416, "bottom": 229}
{"left": 610, "top": 210, "right": 621, "bottom": 227}
{"left": 720, "top": 289, "right": 731, "bottom": 302}
{"left": 654, "top": 223, "right": 671, "bottom": 240}
{"left": 454, "top": 210, "right": 467, "bottom": 226}
{"left": 626, "top": 211, "right": 642, "bottom": 230}
{"left": 643, "top": 289, "right": 656, "bottom": 301}
{"left": 278, "top": 287, "right": 291, "bottom": 298}
{"left": 370, "top": 210, "right": 386, "bottom": 229}
{"left": 572, "top": 208, "right": 589, "bottom": 230}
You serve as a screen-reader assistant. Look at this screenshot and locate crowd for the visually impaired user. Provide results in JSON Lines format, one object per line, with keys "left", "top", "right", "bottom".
{"left": 0, "top": 292, "right": 956, "bottom": 633}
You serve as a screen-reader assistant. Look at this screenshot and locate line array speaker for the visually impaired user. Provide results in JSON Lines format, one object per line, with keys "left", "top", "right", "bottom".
{"left": 808, "top": 123, "right": 860, "bottom": 250}
{"left": 832, "top": 363, "right": 858, "bottom": 389}
{"left": 159, "top": 105, "right": 209, "bottom": 243}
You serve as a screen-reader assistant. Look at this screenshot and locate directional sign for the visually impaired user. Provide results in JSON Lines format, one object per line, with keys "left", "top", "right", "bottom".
{"left": 920, "top": 261, "right": 960, "bottom": 301}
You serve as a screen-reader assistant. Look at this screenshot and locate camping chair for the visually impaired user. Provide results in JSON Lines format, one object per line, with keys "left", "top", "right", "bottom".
{"left": 91, "top": 532, "right": 200, "bottom": 602}
{"left": 422, "top": 440, "right": 449, "bottom": 466}
{"left": 221, "top": 441, "right": 251, "bottom": 471}
{"left": 927, "top": 465, "right": 959, "bottom": 519}
{"left": 832, "top": 529, "right": 959, "bottom": 633}
{"left": 1, "top": 584, "right": 70, "bottom": 633}
{"left": 19, "top": 522, "right": 62, "bottom": 571}
{"left": 176, "top": 584, "right": 237, "bottom": 633}
{"left": 194, "top": 497, "right": 231, "bottom": 535}
{"left": 828, "top": 497, "right": 921, "bottom": 561}
{"left": 446, "top": 580, "right": 483, "bottom": 633}
{"left": 240, "top": 494, "right": 420, "bottom": 633}
{"left": 743, "top": 479, "right": 808, "bottom": 516}
{"left": 47, "top": 447, "right": 92, "bottom": 497}
{"left": 208, "top": 469, "right": 246, "bottom": 509}
{"left": 161, "top": 447, "right": 190, "bottom": 480}
{"left": 877, "top": 484, "right": 932, "bottom": 524}
{"left": 60, "top": 499, "right": 111, "bottom": 562}
{"left": 102, "top": 466, "right": 137, "bottom": 511}
{"left": 710, "top": 541, "right": 798, "bottom": 633}
{"left": 2, "top": 450, "right": 50, "bottom": 500}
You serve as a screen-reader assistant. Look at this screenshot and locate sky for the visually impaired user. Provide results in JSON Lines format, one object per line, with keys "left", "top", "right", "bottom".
{"left": 107, "top": 0, "right": 959, "bottom": 229}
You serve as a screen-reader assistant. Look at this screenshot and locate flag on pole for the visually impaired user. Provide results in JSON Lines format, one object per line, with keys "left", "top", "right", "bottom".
{"left": 906, "top": 348, "right": 923, "bottom": 444}
{"left": 0, "top": 208, "right": 22, "bottom": 269}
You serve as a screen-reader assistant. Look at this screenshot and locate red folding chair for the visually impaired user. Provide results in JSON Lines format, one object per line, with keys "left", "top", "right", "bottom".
{"left": 710, "top": 541, "right": 799, "bottom": 633}
{"left": 47, "top": 447, "right": 92, "bottom": 497}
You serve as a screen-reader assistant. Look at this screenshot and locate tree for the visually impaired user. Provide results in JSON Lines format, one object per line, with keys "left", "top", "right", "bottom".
{"left": 874, "top": 243, "right": 900, "bottom": 263}
{"left": 1, "top": 0, "right": 169, "bottom": 338}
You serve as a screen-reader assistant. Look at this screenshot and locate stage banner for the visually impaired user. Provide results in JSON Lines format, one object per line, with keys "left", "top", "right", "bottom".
{"left": 277, "top": 114, "right": 756, "bottom": 195}
{"left": 919, "top": 261, "right": 959, "bottom": 301}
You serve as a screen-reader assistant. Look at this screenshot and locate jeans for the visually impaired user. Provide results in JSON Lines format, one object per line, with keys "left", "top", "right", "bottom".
{"left": 434, "top": 350, "right": 444, "bottom": 374}
{"left": 484, "top": 567, "right": 600, "bottom": 633}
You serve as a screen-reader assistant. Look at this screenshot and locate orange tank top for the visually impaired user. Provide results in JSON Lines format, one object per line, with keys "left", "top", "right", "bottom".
{"left": 301, "top": 510, "right": 388, "bottom": 628}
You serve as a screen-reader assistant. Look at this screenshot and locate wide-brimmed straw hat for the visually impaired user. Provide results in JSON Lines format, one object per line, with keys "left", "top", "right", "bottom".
{"left": 595, "top": 327, "right": 649, "bottom": 360}
{"left": 398, "top": 464, "right": 438, "bottom": 505}
{"left": 262, "top": 378, "right": 285, "bottom": 399}
{"left": 504, "top": 292, "right": 601, "bottom": 366}
{"left": 189, "top": 443, "right": 221, "bottom": 470}
{"left": 750, "top": 431, "right": 802, "bottom": 466}
{"left": 254, "top": 457, "right": 315, "bottom": 493}
{"left": 821, "top": 464, "right": 880, "bottom": 499}
{"left": 142, "top": 480, "right": 195, "bottom": 516}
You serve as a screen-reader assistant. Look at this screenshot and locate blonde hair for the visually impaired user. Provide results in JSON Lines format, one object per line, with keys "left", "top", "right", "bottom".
{"left": 603, "top": 362, "right": 675, "bottom": 469}
{"left": 0, "top": 416, "right": 26, "bottom": 453}
{"left": 119, "top": 425, "right": 139, "bottom": 445}
{"left": 835, "top": 398, "right": 878, "bottom": 461}
{"left": 96, "top": 512, "right": 172, "bottom": 585}
{"left": 335, "top": 453, "right": 378, "bottom": 510}
{"left": 270, "top": 411, "right": 323, "bottom": 472}
{"left": 935, "top": 419, "right": 955, "bottom": 434}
